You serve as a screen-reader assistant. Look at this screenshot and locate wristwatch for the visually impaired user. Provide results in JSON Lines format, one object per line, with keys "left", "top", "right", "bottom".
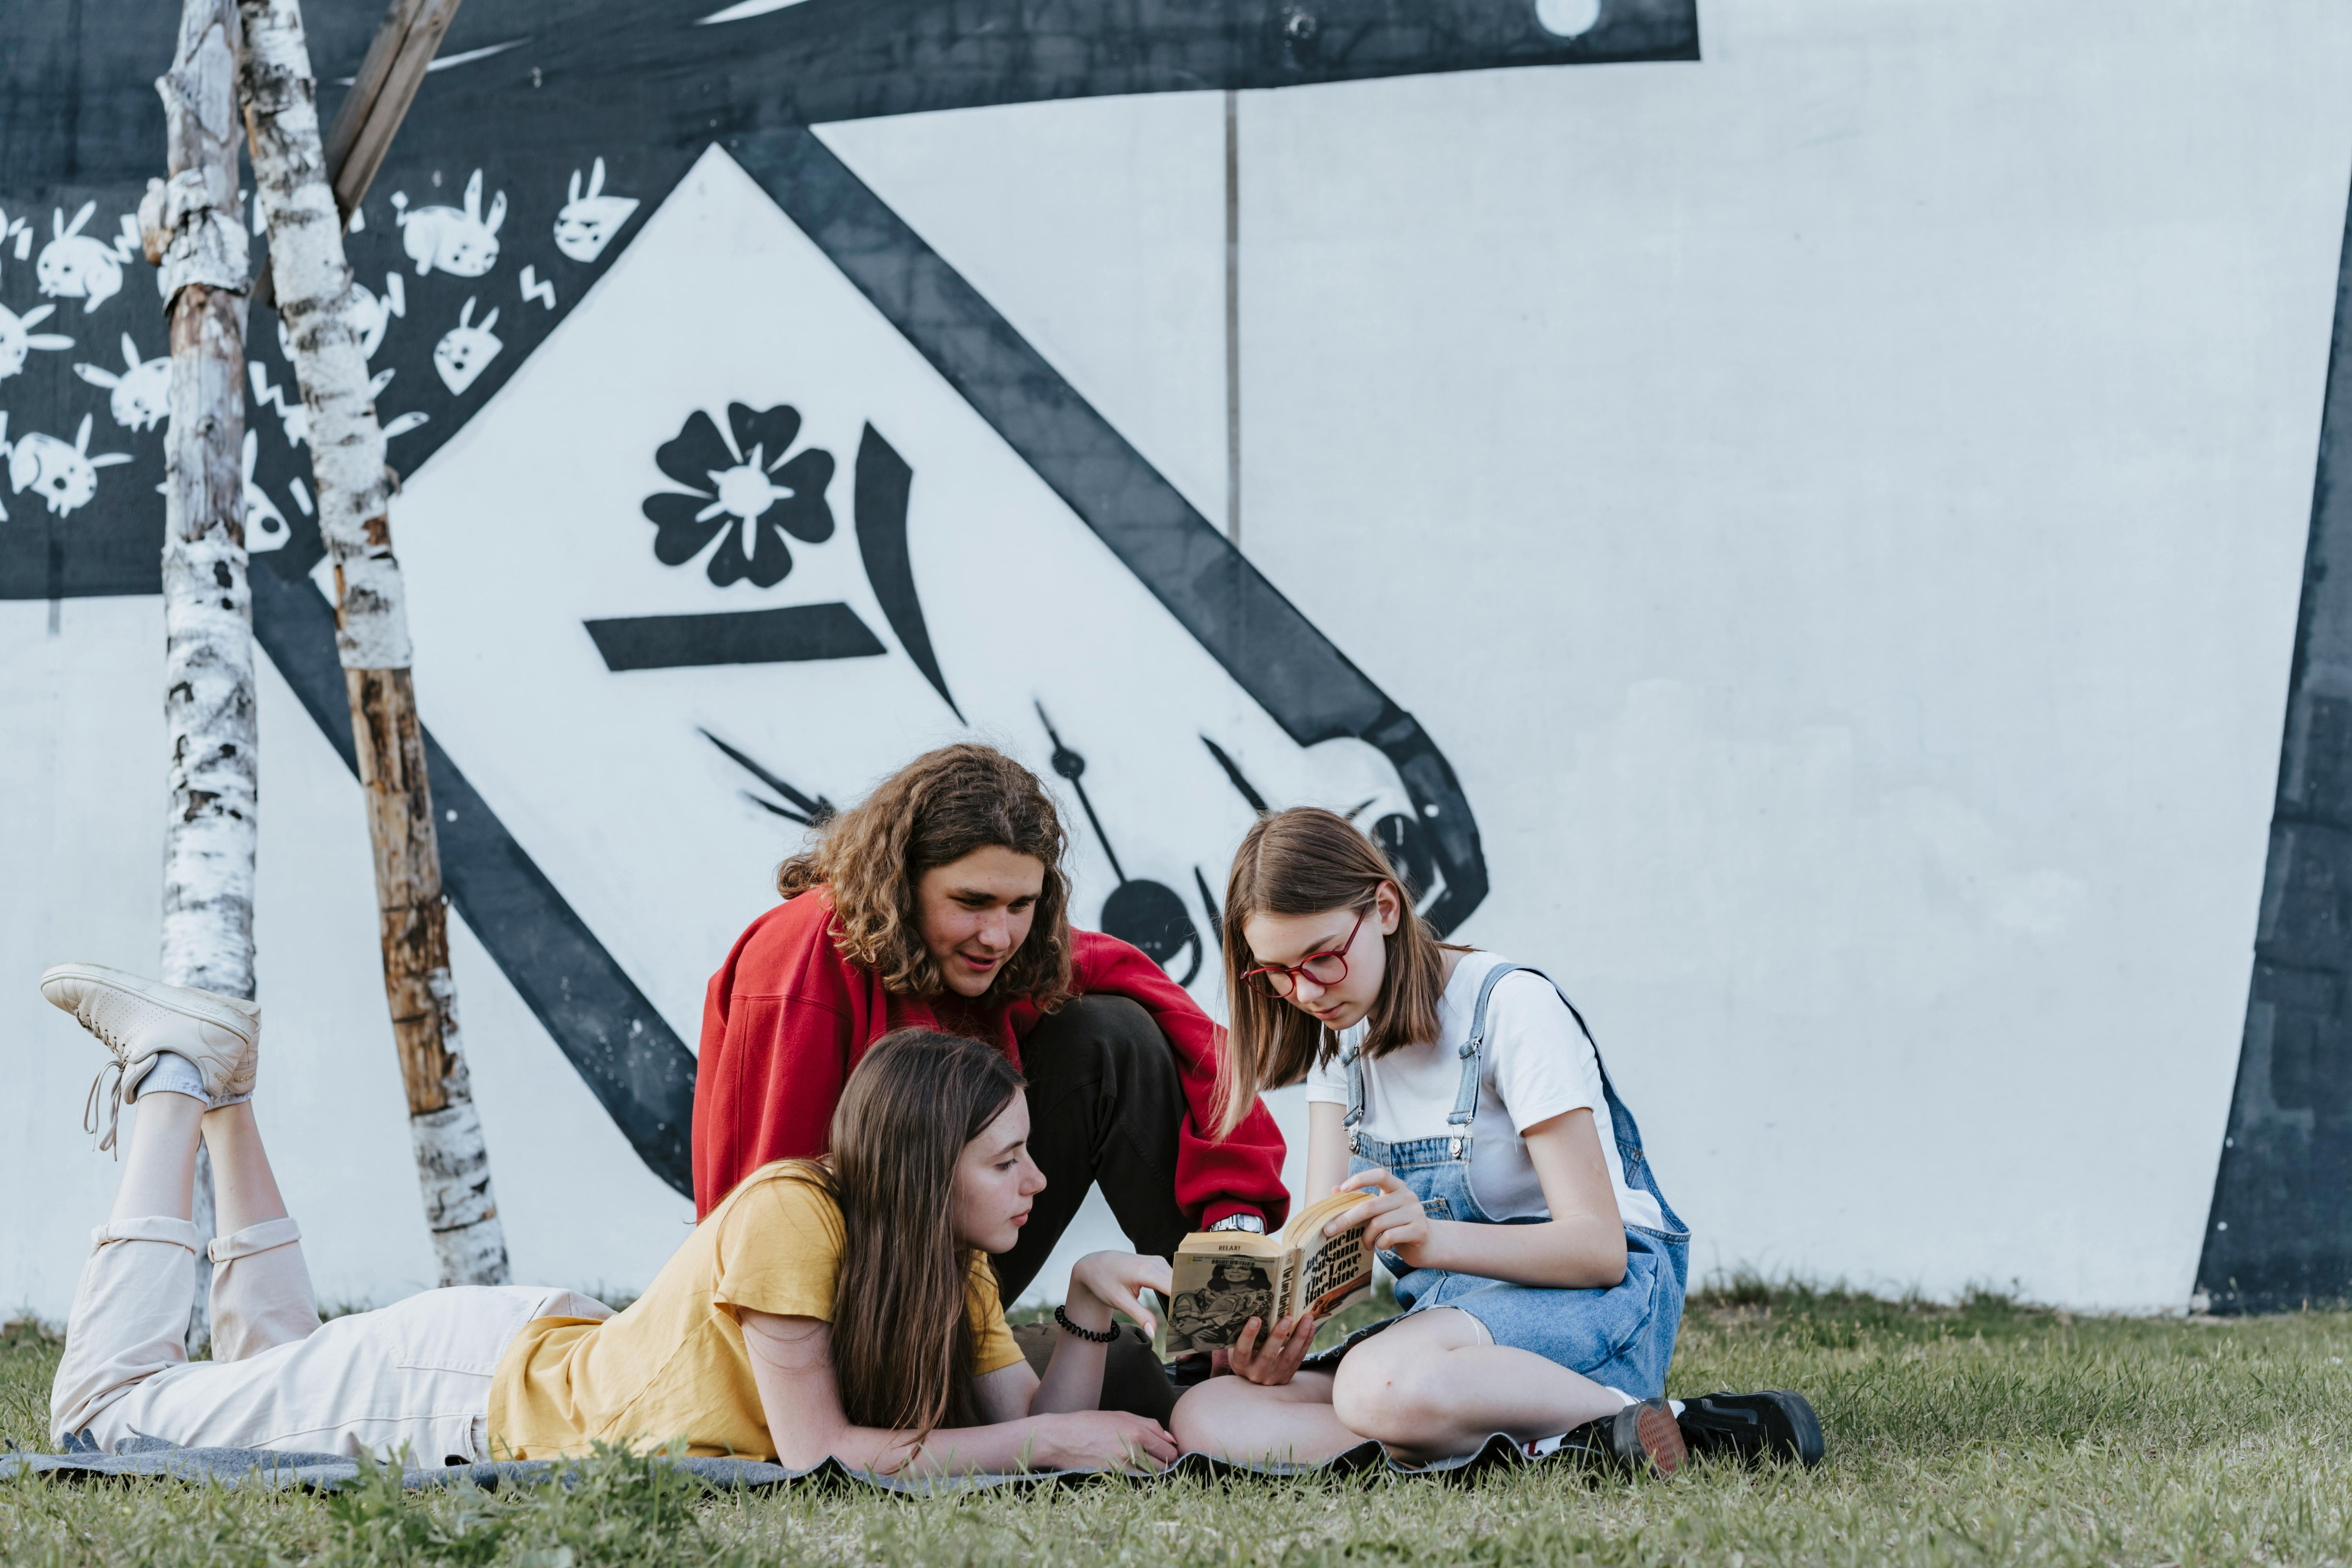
{"left": 1207, "top": 1213, "right": 1266, "bottom": 1234}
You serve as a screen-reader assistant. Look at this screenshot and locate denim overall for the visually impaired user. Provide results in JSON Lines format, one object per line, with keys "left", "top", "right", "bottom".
{"left": 1308, "top": 962, "right": 1690, "bottom": 1399}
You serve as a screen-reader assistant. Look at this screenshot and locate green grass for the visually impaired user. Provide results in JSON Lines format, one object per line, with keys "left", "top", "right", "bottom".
{"left": 10, "top": 1287, "right": 2352, "bottom": 1566}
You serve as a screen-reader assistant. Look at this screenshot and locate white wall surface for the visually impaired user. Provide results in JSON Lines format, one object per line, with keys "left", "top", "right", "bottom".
{"left": 8, "top": 0, "right": 2352, "bottom": 1318}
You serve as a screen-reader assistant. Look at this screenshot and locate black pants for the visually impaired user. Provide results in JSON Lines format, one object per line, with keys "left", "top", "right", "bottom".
{"left": 990, "top": 994, "right": 1194, "bottom": 1301}
{"left": 991, "top": 995, "right": 1194, "bottom": 1424}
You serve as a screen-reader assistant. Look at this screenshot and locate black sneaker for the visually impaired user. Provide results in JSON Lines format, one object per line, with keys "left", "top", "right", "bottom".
{"left": 1542, "top": 1397, "right": 1687, "bottom": 1476}
{"left": 1676, "top": 1391, "right": 1824, "bottom": 1467}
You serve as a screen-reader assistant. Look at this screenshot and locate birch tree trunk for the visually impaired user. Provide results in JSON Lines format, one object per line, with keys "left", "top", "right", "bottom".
{"left": 144, "top": 0, "right": 258, "bottom": 1354}
{"left": 237, "top": 0, "right": 509, "bottom": 1287}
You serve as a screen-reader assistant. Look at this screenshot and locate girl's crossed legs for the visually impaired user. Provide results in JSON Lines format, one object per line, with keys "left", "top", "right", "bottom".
{"left": 48, "top": 967, "right": 603, "bottom": 1460}
{"left": 1169, "top": 1306, "right": 1631, "bottom": 1466}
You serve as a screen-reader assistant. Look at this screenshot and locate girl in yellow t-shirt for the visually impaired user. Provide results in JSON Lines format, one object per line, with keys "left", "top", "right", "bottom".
{"left": 44, "top": 962, "right": 1176, "bottom": 1475}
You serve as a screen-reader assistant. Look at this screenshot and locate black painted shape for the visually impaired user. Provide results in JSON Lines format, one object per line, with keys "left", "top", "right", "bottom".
{"left": 1372, "top": 811, "right": 1442, "bottom": 908}
{"left": 1202, "top": 735, "right": 1272, "bottom": 814}
{"left": 1194, "top": 867, "right": 1225, "bottom": 939}
{"left": 730, "top": 120, "right": 1490, "bottom": 933}
{"left": 583, "top": 603, "right": 886, "bottom": 670}
{"left": 701, "top": 728, "right": 838, "bottom": 826}
{"left": 2200, "top": 191, "right": 2352, "bottom": 1313}
{"left": 545, "top": 0, "right": 1697, "bottom": 133}
{"left": 853, "top": 423, "right": 958, "bottom": 718}
{"left": 1037, "top": 701, "right": 1206, "bottom": 982}
{"left": 644, "top": 403, "right": 837, "bottom": 589}
{"left": 249, "top": 568, "right": 697, "bottom": 1197}
{"left": 1037, "top": 701, "right": 1127, "bottom": 882}
{"left": 1103, "top": 880, "right": 1205, "bottom": 989}
{"left": 3, "top": 0, "right": 1694, "bottom": 606}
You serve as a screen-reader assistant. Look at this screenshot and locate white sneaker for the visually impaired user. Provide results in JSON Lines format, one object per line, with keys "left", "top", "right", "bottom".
{"left": 40, "top": 963, "right": 260, "bottom": 1150}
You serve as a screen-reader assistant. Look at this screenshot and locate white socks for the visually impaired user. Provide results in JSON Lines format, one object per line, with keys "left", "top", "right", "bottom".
{"left": 1606, "top": 1388, "right": 1688, "bottom": 1417}
{"left": 139, "top": 1051, "right": 250, "bottom": 1110}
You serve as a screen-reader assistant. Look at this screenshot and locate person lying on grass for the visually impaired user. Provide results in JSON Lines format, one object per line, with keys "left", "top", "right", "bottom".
{"left": 1168, "top": 808, "right": 1822, "bottom": 1474}
{"left": 44, "top": 965, "right": 1174, "bottom": 1474}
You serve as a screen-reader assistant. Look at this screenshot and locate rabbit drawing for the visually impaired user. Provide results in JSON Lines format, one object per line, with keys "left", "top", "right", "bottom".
{"left": 0, "top": 299, "right": 73, "bottom": 383}
{"left": 553, "top": 158, "right": 640, "bottom": 263}
{"left": 37, "top": 203, "right": 137, "bottom": 313}
{"left": 391, "top": 171, "right": 506, "bottom": 278}
{"left": 73, "top": 333, "right": 171, "bottom": 431}
{"left": 2, "top": 412, "right": 132, "bottom": 519}
{"left": 433, "top": 298, "right": 502, "bottom": 395}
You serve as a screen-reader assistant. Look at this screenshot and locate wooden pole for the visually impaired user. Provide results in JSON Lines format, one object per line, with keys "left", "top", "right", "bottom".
{"left": 249, "top": 0, "right": 463, "bottom": 312}
{"left": 143, "top": 0, "right": 258, "bottom": 1353}
{"left": 237, "top": 0, "right": 509, "bottom": 1286}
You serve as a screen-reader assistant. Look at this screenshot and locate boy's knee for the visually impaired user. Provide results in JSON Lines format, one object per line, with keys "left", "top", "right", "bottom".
{"left": 1023, "top": 995, "right": 1172, "bottom": 1079}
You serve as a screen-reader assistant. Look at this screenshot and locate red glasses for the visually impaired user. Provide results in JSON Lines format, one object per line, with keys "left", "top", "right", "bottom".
{"left": 1240, "top": 912, "right": 1366, "bottom": 998}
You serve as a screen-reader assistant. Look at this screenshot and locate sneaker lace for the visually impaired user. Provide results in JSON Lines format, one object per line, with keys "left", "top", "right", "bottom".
{"left": 77, "top": 1009, "right": 130, "bottom": 1158}
{"left": 83, "top": 1060, "right": 125, "bottom": 1157}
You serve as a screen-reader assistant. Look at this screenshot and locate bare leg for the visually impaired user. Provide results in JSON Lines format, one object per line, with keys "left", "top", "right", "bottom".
{"left": 107, "top": 1091, "right": 206, "bottom": 1226}
{"left": 1175, "top": 1311, "right": 1633, "bottom": 1467}
{"left": 196, "top": 1100, "right": 315, "bottom": 1361}
{"left": 203, "top": 1102, "right": 288, "bottom": 1236}
{"left": 1169, "top": 1371, "right": 1362, "bottom": 1465}
{"left": 1332, "top": 1309, "right": 1626, "bottom": 1464}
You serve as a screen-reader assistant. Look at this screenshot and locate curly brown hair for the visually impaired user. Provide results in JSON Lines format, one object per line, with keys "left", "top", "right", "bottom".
{"left": 778, "top": 744, "right": 1074, "bottom": 1005}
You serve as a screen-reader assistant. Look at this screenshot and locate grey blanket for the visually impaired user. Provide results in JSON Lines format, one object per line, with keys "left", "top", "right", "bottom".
{"left": 0, "top": 1430, "right": 1561, "bottom": 1494}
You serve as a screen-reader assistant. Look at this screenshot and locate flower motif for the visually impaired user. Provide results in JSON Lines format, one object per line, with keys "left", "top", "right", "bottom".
{"left": 642, "top": 403, "right": 835, "bottom": 587}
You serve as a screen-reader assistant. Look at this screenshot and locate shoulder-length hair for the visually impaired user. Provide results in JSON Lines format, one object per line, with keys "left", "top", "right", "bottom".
{"left": 1213, "top": 806, "right": 1465, "bottom": 1135}
{"left": 777, "top": 743, "right": 1074, "bottom": 1007}
{"left": 813, "top": 1027, "right": 1027, "bottom": 1442}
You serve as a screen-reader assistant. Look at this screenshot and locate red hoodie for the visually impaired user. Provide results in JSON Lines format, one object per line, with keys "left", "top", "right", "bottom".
{"left": 692, "top": 890, "right": 1290, "bottom": 1229}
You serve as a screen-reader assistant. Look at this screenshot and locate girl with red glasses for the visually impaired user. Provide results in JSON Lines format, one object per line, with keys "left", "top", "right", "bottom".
{"left": 1169, "top": 807, "right": 1820, "bottom": 1474}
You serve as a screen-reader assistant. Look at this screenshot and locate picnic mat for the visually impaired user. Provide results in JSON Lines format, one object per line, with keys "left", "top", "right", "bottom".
{"left": 0, "top": 1430, "right": 1574, "bottom": 1494}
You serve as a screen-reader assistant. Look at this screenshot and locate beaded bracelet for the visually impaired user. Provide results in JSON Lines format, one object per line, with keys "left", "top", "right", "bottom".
{"left": 1053, "top": 1304, "right": 1121, "bottom": 1343}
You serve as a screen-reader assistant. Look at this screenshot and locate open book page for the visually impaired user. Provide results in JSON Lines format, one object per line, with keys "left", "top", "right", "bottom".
{"left": 1164, "top": 1233, "right": 1285, "bottom": 1353}
{"left": 1163, "top": 1190, "right": 1379, "bottom": 1352}
{"left": 1292, "top": 1210, "right": 1372, "bottom": 1321}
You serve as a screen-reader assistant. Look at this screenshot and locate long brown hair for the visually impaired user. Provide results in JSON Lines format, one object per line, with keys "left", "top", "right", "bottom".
{"left": 1214, "top": 807, "right": 1466, "bottom": 1135}
{"left": 817, "top": 1027, "right": 1026, "bottom": 1439}
{"left": 777, "top": 744, "right": 1074, "bottom": 1006}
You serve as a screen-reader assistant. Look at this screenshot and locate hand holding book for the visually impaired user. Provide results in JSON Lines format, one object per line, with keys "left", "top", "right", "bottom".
{"left": 1164, "top": 1171, "right": 1433, "bottom": 1358}
{"left": 1326, "top": 1167, "right": 1436, "bottom": 1271}
{"left": 1227, "top": 1308, "right": 1321, "bottom": 1386}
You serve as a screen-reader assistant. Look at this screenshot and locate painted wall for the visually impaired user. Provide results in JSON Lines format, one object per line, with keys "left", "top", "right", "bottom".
{"left": 5, "top": 0, "right": 2348, "bottom": 1318}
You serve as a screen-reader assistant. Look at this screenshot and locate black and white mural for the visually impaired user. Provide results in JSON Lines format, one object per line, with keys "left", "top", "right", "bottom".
{"left": 13, "top": 0, "right": 2347, "bottom": 1316}
{"left": 4, "top": 2, "right": 1691, "bottom": 1212}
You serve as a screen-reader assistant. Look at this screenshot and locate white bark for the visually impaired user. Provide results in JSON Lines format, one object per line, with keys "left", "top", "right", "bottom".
{"left": 238, "top": 0, "right": 406, "bottom": 670}
{"left": 154, "top": 0, "right": 257, "bottom": 1356}
{"left": 238, "top": 0, "right": 508, "bottom": 1288}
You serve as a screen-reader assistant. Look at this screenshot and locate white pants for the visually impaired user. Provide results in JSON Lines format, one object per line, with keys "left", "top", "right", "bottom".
{"left": 50, "top": 1213, "right": 610, "bottom": 1461}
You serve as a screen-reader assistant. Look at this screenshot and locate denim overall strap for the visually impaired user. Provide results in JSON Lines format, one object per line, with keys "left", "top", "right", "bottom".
{"left": 1419, "top": 957, "right": 1519, "bottom": 1160}
{"left": 1312, "top": 958, "right": 1690, "bottom": 1395}
{"left": 1342, "top": 1037, "right": 1366, "bottom": 1133}
{"left": 1473, "top": 963, "right": 1687, "bottom": 1239}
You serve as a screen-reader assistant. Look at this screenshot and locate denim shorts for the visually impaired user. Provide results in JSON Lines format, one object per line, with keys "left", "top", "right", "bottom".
{"left": 1305, "top": 1224, "right": 1684, "bottom": 1400}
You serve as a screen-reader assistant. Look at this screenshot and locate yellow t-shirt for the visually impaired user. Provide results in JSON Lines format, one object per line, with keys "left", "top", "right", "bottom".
{"left": 486, "top": 1161, "right": 1025, "bottom": 1459}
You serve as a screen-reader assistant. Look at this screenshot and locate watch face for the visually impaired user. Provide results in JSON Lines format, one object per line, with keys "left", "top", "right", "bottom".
{"left": 1, "top": 0, "right": 1695, "bottom": 1196}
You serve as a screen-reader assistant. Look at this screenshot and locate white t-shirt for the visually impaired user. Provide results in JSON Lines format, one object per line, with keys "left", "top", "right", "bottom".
{"left": 1303, "top": 952, "right": 1666, "bottom": 1231}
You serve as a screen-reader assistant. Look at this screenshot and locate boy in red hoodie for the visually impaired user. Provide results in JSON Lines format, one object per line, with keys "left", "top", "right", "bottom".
{"left": 694, "top": 744, "right": 1290, "bottom": 1382}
